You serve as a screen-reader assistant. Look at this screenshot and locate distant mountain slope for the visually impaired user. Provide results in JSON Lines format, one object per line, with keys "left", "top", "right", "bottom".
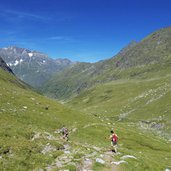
{"left": 0, "top": 46, "right": 74, "bottom": 87}
{"left": 41, "top": 26, "right": 171, "bottom": 99}
{"left": 41, "top": 62, "right": 93, "bottom": 99}
{"left": 110, "top": 26, "right": 171, "bottom": 68}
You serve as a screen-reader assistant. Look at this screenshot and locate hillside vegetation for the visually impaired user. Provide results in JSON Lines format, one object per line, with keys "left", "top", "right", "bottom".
{"left": 68, "top": 68, "right": 171, "bottom": 136}
{"left": 66, "top": 60, "right": 171, "bottom": 171}
{"left": 0, "top": 68, "right": 99, "bottom": 170}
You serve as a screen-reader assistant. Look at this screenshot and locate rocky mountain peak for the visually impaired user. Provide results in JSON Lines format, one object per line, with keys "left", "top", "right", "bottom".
{"left": 0, "top": 46, "right": 74, "bottom": 87}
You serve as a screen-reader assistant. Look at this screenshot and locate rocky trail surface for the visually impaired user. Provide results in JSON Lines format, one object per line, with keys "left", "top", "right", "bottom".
{"left": 31, "top": 127, "right": 137, "bottom": 171}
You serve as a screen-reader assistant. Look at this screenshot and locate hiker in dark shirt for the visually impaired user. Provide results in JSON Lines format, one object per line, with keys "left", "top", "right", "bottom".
{"left": 60, "top": 126, "right": 69, "bottom": 141}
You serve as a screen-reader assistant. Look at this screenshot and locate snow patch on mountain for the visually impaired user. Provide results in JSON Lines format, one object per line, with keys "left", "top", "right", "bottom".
{"left": 7, "top": 59, "right": 23, "bottom": 67}
{"left": 7, "top": 63, "right": 12, "bottom": 67}
{"left": 14, "top": 60, "right": 19, "bottom": 66}
{"left": 28, "top": 53, "right": 33, "bottom": 57}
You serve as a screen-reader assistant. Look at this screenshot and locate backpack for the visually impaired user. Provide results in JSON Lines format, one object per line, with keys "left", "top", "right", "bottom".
{"left": 112, "top": 134, "right": 118, "bottom": 142}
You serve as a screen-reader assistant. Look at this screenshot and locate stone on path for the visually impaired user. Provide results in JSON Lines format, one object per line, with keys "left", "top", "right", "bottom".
{"left": 96, "top": 158, "right": 105, "bottom": 164}
{"left": 111, "top": 160, "right": 127, "bottom": 165}
{"left": 165, "top": 169, "right": 171, "bottom": 171}
{"left": 121, "top": 155, "right": 137, "bottom": 160}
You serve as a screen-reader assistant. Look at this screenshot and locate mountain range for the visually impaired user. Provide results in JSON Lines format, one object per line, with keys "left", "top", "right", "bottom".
{"left": 1, "top": 27, "right": 171, "bottom": 99}
{"left": 41, "top": 26, "right": 171, "bottom": 99}
{"left": 0, "top": 46, "right": 74, "bottom": 87}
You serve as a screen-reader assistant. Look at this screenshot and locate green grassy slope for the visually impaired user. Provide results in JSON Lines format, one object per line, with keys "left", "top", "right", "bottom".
{"left": 0, "top": 68, "right": 98, "bottom": 170}
{"left": 1, "top": 68, "right": 171, "bottom": 170}
{"left": 67, "top": 66, "right": 171, "bottom": 170}
{"left": 1, "top": 25, "right": 171, "bottom": 170}
{"left": 68, "top": 66, "right": 171, "bottom": 136}
{"left": 41, "top": 26, "right": 171, "bottom": 100}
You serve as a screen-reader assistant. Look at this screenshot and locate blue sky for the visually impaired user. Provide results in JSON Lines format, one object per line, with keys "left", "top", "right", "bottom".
{"left": 0, "top": 0, "right": 171, "bottom": 62}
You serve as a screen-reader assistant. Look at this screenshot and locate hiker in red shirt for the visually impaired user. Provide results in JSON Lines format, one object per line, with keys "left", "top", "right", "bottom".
{"left": 109, "top": 130, "right": 118, "bottom": 153}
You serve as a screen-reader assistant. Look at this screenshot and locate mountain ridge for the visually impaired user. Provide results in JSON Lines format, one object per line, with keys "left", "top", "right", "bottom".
{"left": 0, "top": 46, "right": 74, "bottom": 87}
{"left": 41, "top": 26, "right": 171, "bottom": 100}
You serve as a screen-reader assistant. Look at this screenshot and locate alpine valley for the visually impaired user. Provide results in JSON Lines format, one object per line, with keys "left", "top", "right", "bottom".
{"left": 0, "top": 26, "right": 171, "bottom": 171}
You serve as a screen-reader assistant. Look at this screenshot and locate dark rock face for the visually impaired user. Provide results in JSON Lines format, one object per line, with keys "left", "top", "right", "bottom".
{"left": 0, "top": 57, "right": 14, "bottom": 74}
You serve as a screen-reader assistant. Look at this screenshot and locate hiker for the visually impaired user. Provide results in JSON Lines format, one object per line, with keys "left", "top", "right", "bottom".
{"left": 109, "top": 130, "right": 118, "bottom": 153}
{"left": 60, "top": 126, "right": 69, "bottom": 141}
